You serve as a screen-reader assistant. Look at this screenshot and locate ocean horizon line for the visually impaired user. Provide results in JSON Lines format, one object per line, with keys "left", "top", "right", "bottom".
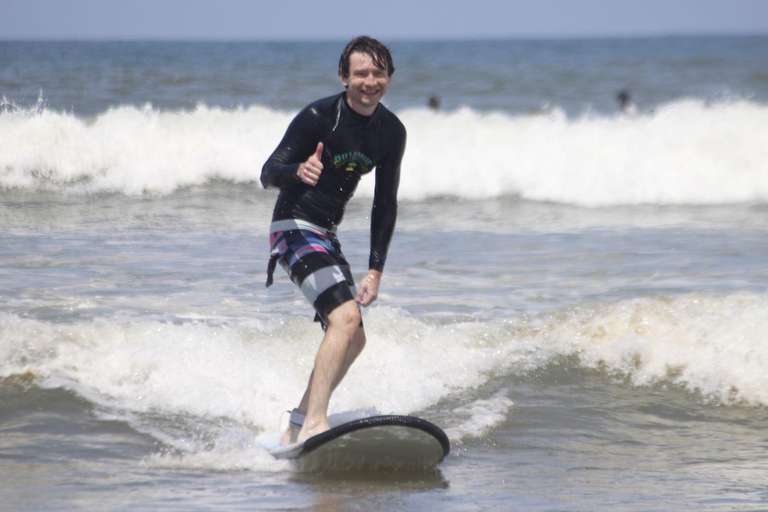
{"left": 3, "top": 32, "right": 768, "bottom": 44}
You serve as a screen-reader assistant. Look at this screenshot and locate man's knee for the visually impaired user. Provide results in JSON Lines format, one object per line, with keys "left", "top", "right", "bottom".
{"left": 351, "top": 324, "right": 366, "bottom": 352}
{"left": 327, "top": 300, "right": 362, "bottom": 332}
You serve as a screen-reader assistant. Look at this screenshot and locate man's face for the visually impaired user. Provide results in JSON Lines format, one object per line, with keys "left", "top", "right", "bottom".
{"left": 340, "top": 51, "right": 391, "bottom": 116}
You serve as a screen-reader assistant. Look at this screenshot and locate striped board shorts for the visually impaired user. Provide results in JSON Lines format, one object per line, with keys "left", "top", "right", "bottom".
{"left": 266, "top": 219, "right": 357, "bottom": 329}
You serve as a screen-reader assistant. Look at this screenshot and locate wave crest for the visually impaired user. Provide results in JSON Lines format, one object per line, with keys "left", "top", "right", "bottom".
{"left": 2, "top": 99, "right": 767, "bottom": 205}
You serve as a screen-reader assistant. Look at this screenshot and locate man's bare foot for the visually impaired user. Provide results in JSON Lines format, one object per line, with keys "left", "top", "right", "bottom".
{"left": 280, "top": 409, "right": 306, "bottom": 446}
{"left": 296, "top": 418, "right": 330, "bottom": 443}
{"left": 280, "top": 425, "right": 300, "bottom": 446}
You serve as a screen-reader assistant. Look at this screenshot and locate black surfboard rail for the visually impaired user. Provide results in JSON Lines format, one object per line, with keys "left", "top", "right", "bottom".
{"left": 300, "top": 415, "right": 451, "bottom": 460}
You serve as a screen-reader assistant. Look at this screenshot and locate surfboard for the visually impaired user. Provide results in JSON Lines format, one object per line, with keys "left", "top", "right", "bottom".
{"left": 268, "top": 415, "right": 450, "bottom": 471}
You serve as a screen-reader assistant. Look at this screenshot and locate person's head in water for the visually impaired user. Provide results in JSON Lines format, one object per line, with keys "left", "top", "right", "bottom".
{"left": 338, "top": 36, "right": 394, "bottom": 116}
{"left": 617, "top": 90, "right": 631, "bottom": 107}
{"left": 616, "top": 89, "right": 638, "bottom": 115}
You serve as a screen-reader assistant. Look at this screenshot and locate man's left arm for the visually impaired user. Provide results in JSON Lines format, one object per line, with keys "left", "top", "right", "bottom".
{"left": 356, "top": 126, "right": 406, "bottom": 307}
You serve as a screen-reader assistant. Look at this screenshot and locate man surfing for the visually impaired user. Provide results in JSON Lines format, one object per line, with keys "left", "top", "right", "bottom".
{"left": 261, "top": 36, "right": 406, "bottom": 446}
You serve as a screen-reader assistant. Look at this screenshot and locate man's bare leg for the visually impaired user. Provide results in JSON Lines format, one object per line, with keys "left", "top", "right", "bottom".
{"left": 280, "top": 300, "right": 366, "bottom": 445}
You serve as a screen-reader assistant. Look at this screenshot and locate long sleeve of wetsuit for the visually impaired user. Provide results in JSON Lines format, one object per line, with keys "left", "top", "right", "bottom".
{"left": 260, "top": 109, "right": 324, "bottom": 189}
{"left": 369, "top": 128, "right": 406, "bottom": 272}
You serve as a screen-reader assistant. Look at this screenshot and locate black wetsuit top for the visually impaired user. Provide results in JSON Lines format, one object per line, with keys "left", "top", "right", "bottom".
{"left": 261, "top": 92, "right": 406, "bottom": 272}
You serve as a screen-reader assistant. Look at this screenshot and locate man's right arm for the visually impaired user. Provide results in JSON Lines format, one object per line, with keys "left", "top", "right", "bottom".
{"left": 260, "top": 109, "right": 322, "bottom": 189}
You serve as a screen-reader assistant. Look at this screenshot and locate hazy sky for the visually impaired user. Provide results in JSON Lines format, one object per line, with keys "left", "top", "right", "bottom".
{"left": 3, "top": 0, "right": 768, "bottom": 41}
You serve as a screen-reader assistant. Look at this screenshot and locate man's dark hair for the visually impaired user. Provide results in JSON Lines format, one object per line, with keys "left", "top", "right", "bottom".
{"left": 338, "top": 36, "right": 395, "bottom": 79}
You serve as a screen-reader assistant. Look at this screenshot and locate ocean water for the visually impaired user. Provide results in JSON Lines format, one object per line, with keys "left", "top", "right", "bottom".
{"left": 2, "top": 37, "right": 768, "bottom": 510}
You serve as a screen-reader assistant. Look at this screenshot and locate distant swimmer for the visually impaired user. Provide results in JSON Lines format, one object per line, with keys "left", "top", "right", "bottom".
{"left": 261, "top": 36, "right": 406, "bottom": 446}
{"left": 428, "top": 95, "right": 441, "bottom": 111}
{"left": 617, "top": 89, "right": 637, "bottom": 115}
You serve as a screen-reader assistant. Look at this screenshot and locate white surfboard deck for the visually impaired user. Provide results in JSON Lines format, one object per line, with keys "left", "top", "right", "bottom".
{"left": 268, "top": 414, "right": 450, "bottom": 471}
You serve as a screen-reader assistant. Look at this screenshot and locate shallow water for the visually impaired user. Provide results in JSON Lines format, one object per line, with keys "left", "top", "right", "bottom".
{"left": 2, "top": 37, "right": 768, "bottom": 510}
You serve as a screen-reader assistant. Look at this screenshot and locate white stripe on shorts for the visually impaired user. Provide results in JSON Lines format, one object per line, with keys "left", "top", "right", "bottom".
{"left": 299, "top": 265, "right": 351, "bottom": 305}
{"left": 269, "top": 219, "right": 335, "bottom": 235}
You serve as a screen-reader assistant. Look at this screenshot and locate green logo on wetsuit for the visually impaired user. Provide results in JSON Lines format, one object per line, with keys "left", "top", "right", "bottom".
{"left": 333, "top": 151, "right": 373, "bottom": 173}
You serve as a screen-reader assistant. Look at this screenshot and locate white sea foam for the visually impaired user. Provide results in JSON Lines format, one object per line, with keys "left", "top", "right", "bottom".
{"left": 2, "top": 100, "right": 767, "bottom": 205}
{"left": 442, "top": 391, "right": 515, "bottom": 443}
{"left": 3, "top": 292, "right": 767, "bottom": 449}
{"left": 540, "top": 293, "right": 768, "bottom": 406}
{"left": 0, "top": 104, "right": 286, "bottom": 195}
{"left": 389, "top": 100, "right": 768, "bottom": 205}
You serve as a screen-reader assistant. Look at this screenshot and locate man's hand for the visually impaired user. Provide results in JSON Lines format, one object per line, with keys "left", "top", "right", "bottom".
{"left": 297, "top": 142, "right": 324, "bottom": 186}
{"left": 355, "top": 270, "right": 382, "bottom": 307}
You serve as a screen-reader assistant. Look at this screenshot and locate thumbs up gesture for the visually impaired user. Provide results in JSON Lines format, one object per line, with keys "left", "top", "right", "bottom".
{"left": 297, "top": 142, "right": 324, "bottom": 186}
